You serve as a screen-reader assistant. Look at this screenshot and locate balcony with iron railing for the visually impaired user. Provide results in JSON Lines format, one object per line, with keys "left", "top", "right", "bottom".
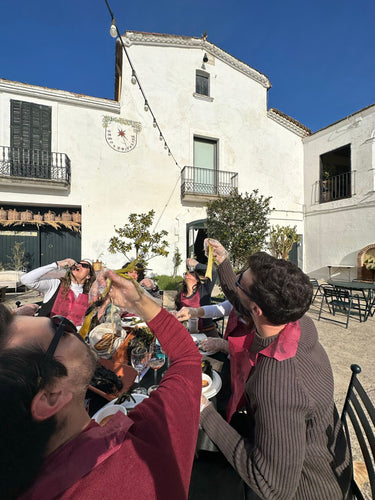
{"left": 181, "top": 166, "right": 238, "bottom": 202}
{"left": 318, "top": 170, "right": 355, "bottom": 203}
{"left": 0, "top": 146, "right": 71, "bottom": 190}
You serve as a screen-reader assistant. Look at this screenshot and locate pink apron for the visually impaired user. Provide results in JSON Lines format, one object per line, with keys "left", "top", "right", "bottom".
{"left": 51, "top": 287, "right": 89, "bottom": 326}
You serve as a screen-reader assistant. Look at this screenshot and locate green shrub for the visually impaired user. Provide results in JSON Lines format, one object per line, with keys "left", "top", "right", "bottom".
{"left": 154, "top": 275, "right": 183, "bottom": 290}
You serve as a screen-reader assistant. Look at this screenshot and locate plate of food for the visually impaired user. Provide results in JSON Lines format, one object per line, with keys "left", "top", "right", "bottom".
{"left": 202, "top": 373, "right": 213, "bottom": 394}
{"left": 204, "top": 371, "right": 222, "bottom": 400}
{"left": 92, "top": 402, "right": 127, "bottom": 425}
{"left": 191, "top": 334, "right": 216, "bottom": 356}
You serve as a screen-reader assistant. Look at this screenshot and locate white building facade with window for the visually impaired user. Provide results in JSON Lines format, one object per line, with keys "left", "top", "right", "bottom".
{"left": 0, "top": 31, "right": 372, "bottom": 277}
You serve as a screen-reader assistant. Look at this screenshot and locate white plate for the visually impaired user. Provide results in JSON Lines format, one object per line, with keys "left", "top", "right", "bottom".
{"left": 92, "top": 402, "right": 127, "bottom": 423}
{"left": 202, "top": 373, "right": 213, "bottom": 393}
{"left": 191, "top": 334, "right": 216, "bottom": 356}
{"left": 204, "top": 370, "right": 222, "bottom": 400}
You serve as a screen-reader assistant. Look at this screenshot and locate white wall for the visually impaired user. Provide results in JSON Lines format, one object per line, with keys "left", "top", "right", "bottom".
{"left": 0, "top": 34, "right": 307, "bottom": 276}
{"left": 303, "top": 105, "right": 375, "bottom": 278}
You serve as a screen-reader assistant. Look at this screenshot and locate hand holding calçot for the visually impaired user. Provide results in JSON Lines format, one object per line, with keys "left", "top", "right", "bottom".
{"left": 204, "top": 238, "right": 228, "bottom": 265}
{"left": 57, "top": 258, "right": 77, "bottom": 268}
{"left": 186, "top": 258, "right": 198, "bottom": 269}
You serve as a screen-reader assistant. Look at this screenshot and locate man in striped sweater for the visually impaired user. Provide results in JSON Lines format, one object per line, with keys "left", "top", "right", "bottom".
{"left": 200, "top": 239, "right": 352, "bottom": 500}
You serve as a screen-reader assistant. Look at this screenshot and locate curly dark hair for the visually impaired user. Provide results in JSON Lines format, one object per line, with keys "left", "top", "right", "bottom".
{"left": 246, "top": 252, "right": 313, "bottom": 325}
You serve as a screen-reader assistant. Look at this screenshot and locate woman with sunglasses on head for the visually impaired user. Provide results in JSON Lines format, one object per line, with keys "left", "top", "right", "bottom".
{"left": 174, "top": 257, "right": 219, "bottom": 337}
{"left": 20, "top": 258, "right": 96, "bottom": 327}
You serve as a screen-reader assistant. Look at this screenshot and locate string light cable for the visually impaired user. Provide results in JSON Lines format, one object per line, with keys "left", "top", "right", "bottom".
{"left": 104, "top": 0, "right": 181, "bottom": 171}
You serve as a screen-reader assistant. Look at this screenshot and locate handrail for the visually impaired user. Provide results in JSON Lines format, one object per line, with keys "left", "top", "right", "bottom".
{"left": 0, "top": 146, "right": 71, "bottom": 184}
{"left": 181, "top": 166, "right": 238, "bottom": 196}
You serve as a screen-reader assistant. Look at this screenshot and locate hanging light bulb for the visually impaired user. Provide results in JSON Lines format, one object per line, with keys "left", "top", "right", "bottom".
{"left": 164, "top": 143, "right": 168, "bottom": 150}
{"left": 144, "top": 101, "right": 149, "bottom": 112}
{"left": 153, "top": 119, "right": 157, "bottom": 128}
{"left": 159, "top": 133, "right": 163, "bottom": 141}
{"left": 110, "top": 19, "right": 117, "bottom": 38}
{"left": 131, "top": 71, "right": 137, "bottom": 85}
{"left": 168, "top": 150, "right": 171, "bottom": 156}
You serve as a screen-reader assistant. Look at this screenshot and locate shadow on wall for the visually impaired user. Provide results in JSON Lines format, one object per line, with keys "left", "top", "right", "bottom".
{"left": 308, "top": 249, "right": 364, "bottom": 281}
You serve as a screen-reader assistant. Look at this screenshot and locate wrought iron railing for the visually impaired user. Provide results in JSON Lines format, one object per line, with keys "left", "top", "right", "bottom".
{"left": 181, "top": 166, "right": 238, "bottom": 197}
{"left": 0, "top": 146, "right": 71, "bottom": 184}
{"left": 319, "top": 171, "right": 355, "bottom": 203}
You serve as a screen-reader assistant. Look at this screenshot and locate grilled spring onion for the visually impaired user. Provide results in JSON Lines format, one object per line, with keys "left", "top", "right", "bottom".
{"left": 205, "top": 244, "right": 214, "bottom": 281}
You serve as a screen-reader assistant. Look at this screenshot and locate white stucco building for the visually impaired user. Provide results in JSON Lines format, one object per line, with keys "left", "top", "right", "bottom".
{"left": 0, "top": 31, "right": 373, "bottom": 278}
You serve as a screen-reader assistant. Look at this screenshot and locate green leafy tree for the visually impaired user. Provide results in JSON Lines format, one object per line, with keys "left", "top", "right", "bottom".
{"left": 108, "top": 210, "right": 169, "bottom": 262}
{"left": 172, "top": 247, "right": 182, "bottom": 278}
{"left": 268, "top": 225, "right": 300, "bottom": 260}
{"left": 206, "top": 189, "right": 272, "bottom": 269}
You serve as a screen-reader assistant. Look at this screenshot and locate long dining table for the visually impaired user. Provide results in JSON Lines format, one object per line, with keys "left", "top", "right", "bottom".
{"left": 328, "top": 280, "right": 375, "bottom": 321}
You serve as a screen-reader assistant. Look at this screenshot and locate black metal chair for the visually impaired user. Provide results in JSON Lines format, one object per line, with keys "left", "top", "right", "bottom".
{"left": 309, "top": 278, "right": 323, "bottom": 304}
{"left": 341, "top": 364, "right": 375, "bottom": 499}
{"left": 318, "top": 285, "right": 364, "bottom": 328}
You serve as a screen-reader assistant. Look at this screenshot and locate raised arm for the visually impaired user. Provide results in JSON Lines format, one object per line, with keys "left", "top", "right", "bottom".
{"left": 20, "top": 261, "right": 64, "bottom": 300}
{"left": 101, "top": 269, "right": 201, "bottom": 498}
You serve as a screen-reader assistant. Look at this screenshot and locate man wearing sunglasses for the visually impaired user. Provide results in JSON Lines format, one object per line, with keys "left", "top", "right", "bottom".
{"left": 21, "top": 258, "right": 96, "bottom": 326}
{"left": 198, "top": 239, "right": 351, "bottom": 500}
{"left": 0, "top": 269, "right": 201, "bottom": 499}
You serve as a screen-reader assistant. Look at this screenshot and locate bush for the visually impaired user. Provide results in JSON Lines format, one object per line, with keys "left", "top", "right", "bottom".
{"left": 154, "top": 275, "right": 183, "bottom": 290}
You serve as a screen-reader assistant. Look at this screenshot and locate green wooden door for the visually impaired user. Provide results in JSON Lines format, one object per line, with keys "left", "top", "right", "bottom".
{"left": 40, "top": 228, "right": 81, "bottom": 266}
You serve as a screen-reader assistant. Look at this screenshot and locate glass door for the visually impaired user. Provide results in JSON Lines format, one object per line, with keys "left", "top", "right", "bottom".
{"left": 193, "top": 137, "right": 217, "bottom": 194}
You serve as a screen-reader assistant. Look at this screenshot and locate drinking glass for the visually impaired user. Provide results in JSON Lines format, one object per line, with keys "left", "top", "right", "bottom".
{"left": 131, "top": 346, "right": 148, "bottom": 390}
{"left": 148, "top": 344, "right": 166, "bottom": 392}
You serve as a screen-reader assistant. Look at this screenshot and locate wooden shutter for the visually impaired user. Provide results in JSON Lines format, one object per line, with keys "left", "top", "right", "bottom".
{"left": 10, "top": 100, "right": 51, "bottom": 177}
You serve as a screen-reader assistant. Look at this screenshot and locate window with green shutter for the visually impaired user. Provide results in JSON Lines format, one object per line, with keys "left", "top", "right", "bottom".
{"left": 10, "top": 100, "right": 52, "bottom": 178}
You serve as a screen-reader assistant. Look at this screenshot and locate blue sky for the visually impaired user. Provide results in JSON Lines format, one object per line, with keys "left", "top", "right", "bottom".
{"left": 0, "top": 0, "right": 374, "bottom": 132}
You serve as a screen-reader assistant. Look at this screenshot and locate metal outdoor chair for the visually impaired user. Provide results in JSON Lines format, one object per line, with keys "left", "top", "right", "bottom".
{"left": 309, "top": 278, "right": 323, "bottom": 304}
{"left": 318, "top": 285, "right": 364, "bottom": 328}
{"left": 341, "top": 364, "right": 375, "bottom": 499}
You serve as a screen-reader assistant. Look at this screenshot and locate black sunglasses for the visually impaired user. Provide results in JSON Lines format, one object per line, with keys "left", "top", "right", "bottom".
{"left": 78, "top": 262, "right": 90, "bottom": 269}
{"left": 37, "top": 316, "right": 80, "bottom": 387}
{"left": 235, "top": 271, "right": 254, "bottom": 302}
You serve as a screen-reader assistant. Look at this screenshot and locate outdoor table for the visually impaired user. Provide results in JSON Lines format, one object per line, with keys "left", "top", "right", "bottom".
{"left": 328, "top": 280, "right": 375, "bottom": 321}
{"left": 327, "top": 265, "right": 355, "bottom": 280}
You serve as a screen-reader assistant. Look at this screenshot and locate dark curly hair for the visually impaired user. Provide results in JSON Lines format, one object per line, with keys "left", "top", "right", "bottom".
{"left": 246, "top": 252, "right": 313, "bottom": 325}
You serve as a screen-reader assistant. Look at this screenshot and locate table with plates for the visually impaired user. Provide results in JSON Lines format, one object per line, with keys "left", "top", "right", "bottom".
{"left": 91, "top": 328, "right": 227, "bottom": 431}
